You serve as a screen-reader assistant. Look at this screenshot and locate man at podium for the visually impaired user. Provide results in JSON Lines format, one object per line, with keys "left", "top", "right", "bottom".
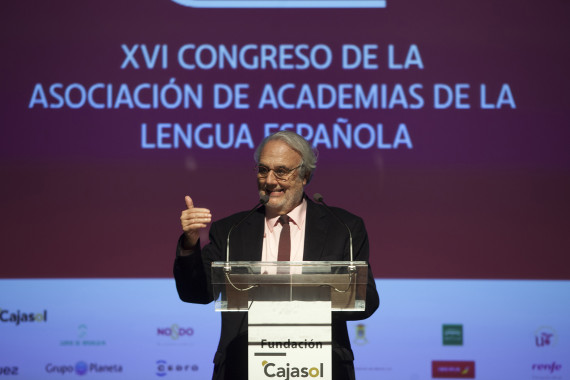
{"left": 175, "top": 131, "right": 379, "bottom": 380}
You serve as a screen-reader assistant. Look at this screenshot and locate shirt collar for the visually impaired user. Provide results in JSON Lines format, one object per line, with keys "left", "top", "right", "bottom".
{"left": 266, "top": 198, "right": 307, "bottom": 233}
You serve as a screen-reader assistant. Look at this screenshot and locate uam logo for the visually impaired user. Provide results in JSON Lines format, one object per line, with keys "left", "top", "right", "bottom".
{"left": 171, "top": 0, "right": 386, "bottom": 9}
{"left": 535, "top": 326, "right": 558, "bottom": 347}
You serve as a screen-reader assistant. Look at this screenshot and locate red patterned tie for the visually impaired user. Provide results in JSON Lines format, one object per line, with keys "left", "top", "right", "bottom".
{"left": 277, "top": 215, "right": 291, "bottom": 261}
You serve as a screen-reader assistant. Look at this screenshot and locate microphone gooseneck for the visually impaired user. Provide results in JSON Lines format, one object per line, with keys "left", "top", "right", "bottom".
{"left": 313, "top": 193, "right": 355, "bottom": 271}
{"left": 225, "top": 195, "right": 269, "bottom": 272}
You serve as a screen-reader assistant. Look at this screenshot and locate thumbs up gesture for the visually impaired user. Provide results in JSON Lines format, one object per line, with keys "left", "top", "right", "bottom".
{"left": 180, "top": 196, "right": 212, "bottom": 249}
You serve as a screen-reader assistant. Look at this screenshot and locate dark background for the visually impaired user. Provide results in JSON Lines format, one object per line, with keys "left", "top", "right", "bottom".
{"left": 1, "top": 0, "right": 569, "bottom": 279}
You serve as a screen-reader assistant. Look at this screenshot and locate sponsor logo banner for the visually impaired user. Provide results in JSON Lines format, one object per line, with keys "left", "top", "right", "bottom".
{"left": 432, "top": 361, "right": 475, "bottom": 378}
{"left": 44, "top": 362, "right": 123, "bottom": 376}
{"left": 0, "top": 366, "right": 19, "bottom": 376}
{"left": 0, "top": 308, "right": 47, "bottom": 326}
{"left": 531, "top": 361, "right": 562, "bottom": 379}
{"left": 354, "top": 323, "right": 368, "bottom": 346}
{"left": 442, "top": 324, "right": 463, "bottom": 346}
{"left": 155, "top": 360, "right": 198, "bottom": 377}
{"left": 59, "top": 324, "right": 107, "bottom": 347}
{"left": 535, "top": 326, "right": 558, "bottom": 348}
{"left": 157, "top": 324, "right": 194, "bottom": 340}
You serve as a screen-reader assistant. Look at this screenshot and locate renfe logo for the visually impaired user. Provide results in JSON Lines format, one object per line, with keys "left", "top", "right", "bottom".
{"left": 532, "top": 362, "right": 562, "bottom": 373}
{"left": 171, "top": 0, "right": 386, "bottom": 9}
{"left": 262, "top": 361, "right": 323, "bottom": 379}
{"left": 432, "top": 361, "right": 475, "bottom": 379}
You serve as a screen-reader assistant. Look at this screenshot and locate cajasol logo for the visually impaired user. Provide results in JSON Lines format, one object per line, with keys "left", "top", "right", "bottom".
{"left": 0, "top": 307, "right": 47, "bottom": 326}
{"left": 261, "top": 360, "right": 323, "bottom": 379}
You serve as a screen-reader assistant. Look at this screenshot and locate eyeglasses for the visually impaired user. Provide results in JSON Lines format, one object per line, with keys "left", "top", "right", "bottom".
{"left": 256, "top": 164, "right": 302, "bottom": 181}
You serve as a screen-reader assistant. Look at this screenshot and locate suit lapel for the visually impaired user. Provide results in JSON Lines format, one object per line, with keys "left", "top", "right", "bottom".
{"left": 303, "top": 199, "right": 329, "bottom": 261}
{"left": 231, "top": 200, "right": 329, "bottom": 262}
{"left": 234, "top": 207, "right": 265, "bottom": 261}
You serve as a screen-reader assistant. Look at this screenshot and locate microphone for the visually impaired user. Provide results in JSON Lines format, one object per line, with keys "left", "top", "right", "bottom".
{"left": 225, "top": 194, "right": 269, "bottom": 272}
{"left": 313, "top": 193, "right": 356, "bottom": 271}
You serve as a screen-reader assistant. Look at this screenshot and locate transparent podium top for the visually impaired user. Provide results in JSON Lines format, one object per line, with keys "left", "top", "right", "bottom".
{"left": 211, "top": 261, "right": 368, "bottom": 311}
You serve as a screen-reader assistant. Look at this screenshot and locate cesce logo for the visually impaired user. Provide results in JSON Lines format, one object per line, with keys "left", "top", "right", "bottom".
{"left": 156, "top": 360, "right": 198, "bottom": 377}
{"left": 262, "top": 361, "right": 323, "bottom": 379}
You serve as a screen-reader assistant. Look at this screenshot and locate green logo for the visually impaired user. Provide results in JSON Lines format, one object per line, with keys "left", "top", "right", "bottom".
{"left": 442, "top": 324, "right": 463, "bottom": 346}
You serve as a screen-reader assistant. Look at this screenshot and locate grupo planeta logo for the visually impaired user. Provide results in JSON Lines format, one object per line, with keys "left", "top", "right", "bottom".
{"left": 432, "top": 361, "right": 475, "bottom": 379}
{"left": 156, "top": 360, "right": 198, "bottom": 377}
{"left": 45, "top": 361, "right": 123, "bottom": 375}
{"left": 535, "top": 326, "right": 558, "bottom": 347}
{"left": 0, "top": 308, "right": 47, "bottom": 326}
{"left": 261, "top": 361, "right": 324, "bottom": 378}
{"left": 157, "top": 324, "right": 194, "bottom": 340}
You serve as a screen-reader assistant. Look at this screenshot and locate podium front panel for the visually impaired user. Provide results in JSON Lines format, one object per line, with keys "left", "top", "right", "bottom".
{"left": 211, "top": 261, "right": 368, "bottom": 312}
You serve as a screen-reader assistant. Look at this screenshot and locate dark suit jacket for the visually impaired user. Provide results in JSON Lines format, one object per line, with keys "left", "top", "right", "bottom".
{"left": 174, "top": 198, "right": 379, "bottom": 380}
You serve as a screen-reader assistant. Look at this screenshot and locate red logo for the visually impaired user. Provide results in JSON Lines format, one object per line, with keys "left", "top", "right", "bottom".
{"left": 432, "top": 361, "right": 475, "bottom": 378}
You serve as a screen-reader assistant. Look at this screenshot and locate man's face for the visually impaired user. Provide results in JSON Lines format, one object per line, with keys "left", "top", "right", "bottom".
{"left": 257, "top": 140, "right": 307, "bottom": 217}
